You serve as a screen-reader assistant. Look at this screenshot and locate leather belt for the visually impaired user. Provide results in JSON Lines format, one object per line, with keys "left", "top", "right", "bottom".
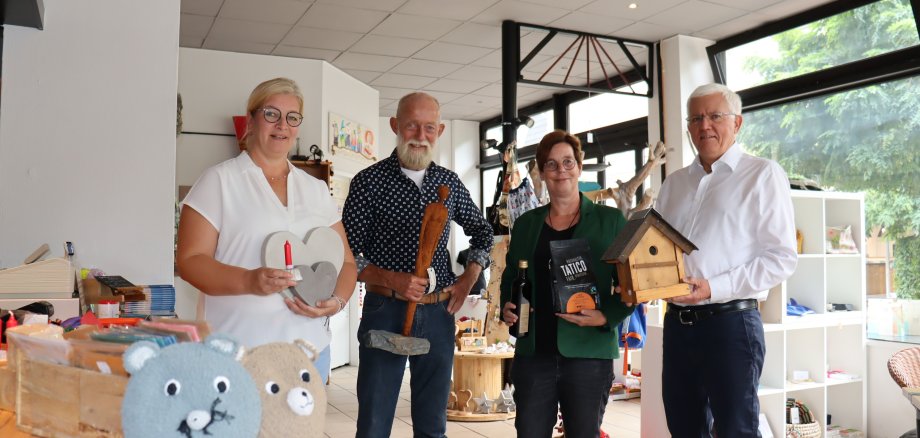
{"left": 667, "top": 299, "right": 757, "bottom": 326}
{"left": 365, "top": 285, "right": 451, "bottom": 305}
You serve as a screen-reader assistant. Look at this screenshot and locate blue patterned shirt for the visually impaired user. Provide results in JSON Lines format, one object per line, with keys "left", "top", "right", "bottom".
{"left": 343, "top": 151, "right": 493, "bottom": 290}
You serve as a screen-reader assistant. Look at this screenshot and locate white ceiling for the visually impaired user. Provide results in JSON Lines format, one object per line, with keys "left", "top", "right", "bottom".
{"left": 180, "top": 0, "right": 834, "bottom": 121}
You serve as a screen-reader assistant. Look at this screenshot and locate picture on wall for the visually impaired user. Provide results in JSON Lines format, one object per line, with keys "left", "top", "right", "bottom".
{"left": 329, "top": 112, "right": 376, "bottom": 161}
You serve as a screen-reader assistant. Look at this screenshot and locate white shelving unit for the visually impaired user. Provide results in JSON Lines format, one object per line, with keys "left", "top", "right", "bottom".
{"left": 641, "top": 190, "right": 867, "bottom": 437}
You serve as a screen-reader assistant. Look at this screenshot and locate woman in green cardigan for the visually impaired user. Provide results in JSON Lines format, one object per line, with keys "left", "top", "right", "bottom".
{"left": 501, "top": 129, "right": 634, "bottom": 438}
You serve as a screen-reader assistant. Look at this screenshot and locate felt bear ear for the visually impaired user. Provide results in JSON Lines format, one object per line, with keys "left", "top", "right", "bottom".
{"left": 205, "top": 334, "right": 247, "bottom": 361}
{"left": 123, "top": 341, "right": 162, "bottom": 374}
{"left": 294, "top": 339, "right": 319, "bottom": 362}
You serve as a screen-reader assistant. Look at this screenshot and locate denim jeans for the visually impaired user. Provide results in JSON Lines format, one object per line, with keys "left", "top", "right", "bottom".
{"left": 316, "top": 344, "right": 331, "bottom": 385}
{"left": 662, "top": 308, "right": 765, "bottom": 438}
{"left": 511, "top": 354, "right": 614, "bottom": 438}
{"left": 356, "top": 293, "right": 455, "bottom": 438}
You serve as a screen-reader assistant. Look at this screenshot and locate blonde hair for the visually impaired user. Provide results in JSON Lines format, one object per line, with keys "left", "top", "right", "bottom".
{"left": 244, "top": 78, "right": 304, "bottom": 148}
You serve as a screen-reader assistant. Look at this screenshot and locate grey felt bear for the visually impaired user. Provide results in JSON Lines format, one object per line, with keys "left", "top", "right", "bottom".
{"left": 121, "top": 334, "right": 262, "bottom": 438}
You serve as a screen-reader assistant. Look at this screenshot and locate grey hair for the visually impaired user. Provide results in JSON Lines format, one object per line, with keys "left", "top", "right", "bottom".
{"left": 687, "top": 83, "right": 742, "bottom": 115}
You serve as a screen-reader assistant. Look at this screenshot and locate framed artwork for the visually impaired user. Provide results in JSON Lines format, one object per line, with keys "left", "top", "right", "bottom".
{"left": 329, "top": 112, "right": 376, "bottom": 161}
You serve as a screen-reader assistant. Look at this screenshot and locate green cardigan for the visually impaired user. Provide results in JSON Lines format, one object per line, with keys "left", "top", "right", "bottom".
{"left": 500, "top": 194, "right": 634, "bottom": 359}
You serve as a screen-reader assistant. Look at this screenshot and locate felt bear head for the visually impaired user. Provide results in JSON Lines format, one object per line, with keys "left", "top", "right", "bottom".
{"left": 242, "top": 339, "right": 326, "bottom": 438}
{"left": 121, "top": 334, "right": 262, "bottom": 438}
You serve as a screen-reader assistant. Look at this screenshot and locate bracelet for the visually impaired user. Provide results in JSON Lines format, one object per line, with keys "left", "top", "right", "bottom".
{"left": 331, "top": 295, "right": 347, "bottom": 313}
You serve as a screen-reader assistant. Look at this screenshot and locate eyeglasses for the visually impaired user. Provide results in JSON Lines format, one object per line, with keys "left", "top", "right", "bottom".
{"left": 255, "top": 106, "right": 303, "bottom": 127}
{"left": 544, "top": 158, "right": 577, "bottom": 172}
{"left": 686, "top": 112, "right": 736, "bottom": 126}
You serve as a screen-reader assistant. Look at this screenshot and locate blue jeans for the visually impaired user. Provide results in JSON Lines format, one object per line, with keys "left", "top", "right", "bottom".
{"left": 511, "top": 354, "right": 614, "bottom": 438}
{"left": 316, "top": 344, "right": 331, "bottom": 385}
{"left": 662, "top": 308, "right": 765, "bottom": 437}
{"left": 356, "top": 293, "right": 455, "bottom": 438}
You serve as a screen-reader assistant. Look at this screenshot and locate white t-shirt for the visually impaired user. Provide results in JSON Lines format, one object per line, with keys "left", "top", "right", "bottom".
{"left": 182, "top": 151, "right": 340, "bottom": 350}
{"left": 401, "top": 167, "right": 426, "bottom": 189}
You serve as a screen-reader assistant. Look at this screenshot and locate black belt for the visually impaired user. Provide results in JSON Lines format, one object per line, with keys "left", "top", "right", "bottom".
{"left": 667, "top": 299, "right": 757, "bottom": 325}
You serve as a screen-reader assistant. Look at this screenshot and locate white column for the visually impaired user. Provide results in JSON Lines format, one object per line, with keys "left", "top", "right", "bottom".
{"left": 648, "top": 35, "right": 715, "bottom": 190}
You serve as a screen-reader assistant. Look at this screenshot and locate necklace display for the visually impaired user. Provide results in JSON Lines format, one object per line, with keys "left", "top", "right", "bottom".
{"left": 548, "top": 205, "right": 580, "bottom": 230}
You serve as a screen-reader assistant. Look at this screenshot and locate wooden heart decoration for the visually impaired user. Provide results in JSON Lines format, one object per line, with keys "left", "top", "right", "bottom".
{"left": 262, "top": 227, "right": 344, "bottom": 304}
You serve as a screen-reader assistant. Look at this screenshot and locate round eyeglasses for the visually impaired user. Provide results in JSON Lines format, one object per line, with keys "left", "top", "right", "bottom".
{"left": 686, "top": 112, "right": 736, "bottom": 126}
{"left": 544, "top": 158, "right": 577, "bottom": 172}
{"left": 255, "top": 106, "right": 303, "bottom": 127}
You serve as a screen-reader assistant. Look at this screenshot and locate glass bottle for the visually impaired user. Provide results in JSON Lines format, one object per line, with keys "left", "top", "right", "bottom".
{"left": 511, "top": 260, "right": 531, "bottom": 338}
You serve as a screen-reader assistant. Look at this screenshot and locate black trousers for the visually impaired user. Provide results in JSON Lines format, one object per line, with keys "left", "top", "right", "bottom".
{"left": 511, "top": 354, "right": 614, "bottom": 438}
{"left": 662, "top": 308, "right": 765, "bottom": 438}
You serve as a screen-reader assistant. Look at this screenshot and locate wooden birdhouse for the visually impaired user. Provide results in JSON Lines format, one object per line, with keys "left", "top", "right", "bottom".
{"left": 602, "top": 208, "right": 698, "bottom": 305}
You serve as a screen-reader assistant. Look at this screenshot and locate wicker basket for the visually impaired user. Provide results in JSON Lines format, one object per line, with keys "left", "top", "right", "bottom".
{"left": 785, "top": 398, "right": 821, "bottom": 438}
{"left": 785, "top": 421, "right": 822, "bottom": 438}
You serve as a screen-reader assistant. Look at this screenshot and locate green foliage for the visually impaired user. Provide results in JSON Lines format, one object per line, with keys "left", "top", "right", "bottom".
{"left": 736, "top": 0, "right": 920, "bottom": 296}
{"left": 896, "top": 237, "right": 920, "bottom": 299}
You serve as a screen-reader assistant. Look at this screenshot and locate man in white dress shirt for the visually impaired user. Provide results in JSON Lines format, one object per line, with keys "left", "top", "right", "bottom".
{"left": 656, "top": 83, "right": 798, "bottom": 437}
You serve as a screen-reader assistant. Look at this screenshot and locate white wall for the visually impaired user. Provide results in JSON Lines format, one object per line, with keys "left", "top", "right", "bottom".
{"left": 177, "top": 48, "right": 325, "bottom": 187}
{"left": 867, "top": 340, "right": 916, "bottom": 437}
{"left": 0, "top": 0, "right": 179, "bottom": 284}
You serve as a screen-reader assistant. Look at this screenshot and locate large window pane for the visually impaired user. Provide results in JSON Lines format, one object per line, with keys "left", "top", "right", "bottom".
{"left": 569, "top": 82, "right": 649, "bottom": 134}
{"left": 724, "top": 0, "right": 919, "bottom": 91}
{"left": 482, "top": 109, "right": 555, "bottom": 157}
{"left": 737, "top": 76, "right": 920, "bottom": 341}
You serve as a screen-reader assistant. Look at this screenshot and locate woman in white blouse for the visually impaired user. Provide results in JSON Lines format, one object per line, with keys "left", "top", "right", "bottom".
{"left": 177, "top": 77, "right": 357, "bottom": 383}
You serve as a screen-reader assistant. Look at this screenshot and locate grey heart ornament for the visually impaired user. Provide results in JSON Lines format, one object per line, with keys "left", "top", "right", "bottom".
{"left": 290, "top": 261, "right": 338, "bottom": 306}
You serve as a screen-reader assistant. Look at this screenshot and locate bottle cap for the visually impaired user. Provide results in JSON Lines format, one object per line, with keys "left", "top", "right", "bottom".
{"left": 6, "top": 311, "right": 18, "bottom": 329}
{"left": 518, "top": 260, "right": 528, "bottom": 269}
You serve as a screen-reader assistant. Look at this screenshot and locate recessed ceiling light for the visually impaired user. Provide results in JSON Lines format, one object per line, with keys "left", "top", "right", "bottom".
{"left": 628, "top": 3, "right": 638, "bottom": 8}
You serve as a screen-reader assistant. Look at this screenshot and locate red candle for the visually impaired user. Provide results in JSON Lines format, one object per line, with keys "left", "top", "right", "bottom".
{"left": 284, "top": 240, "right": 293, "bottom": 269}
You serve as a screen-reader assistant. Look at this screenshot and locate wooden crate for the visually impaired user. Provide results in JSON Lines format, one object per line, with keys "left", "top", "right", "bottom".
{"left": 0, "top": 365, "right": 15, "bottom": 411}
{"left": 16, "top": 358, "right": 126, "bottom": 437}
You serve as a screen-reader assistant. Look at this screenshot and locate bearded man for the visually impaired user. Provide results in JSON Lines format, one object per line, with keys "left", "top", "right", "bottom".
{"left": 342, "top": 92, "right": 493, "bottom": 438}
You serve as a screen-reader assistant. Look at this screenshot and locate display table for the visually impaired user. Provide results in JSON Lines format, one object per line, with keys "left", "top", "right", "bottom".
{"left": 447, "top": 350, "right": 515, "bottom": 422}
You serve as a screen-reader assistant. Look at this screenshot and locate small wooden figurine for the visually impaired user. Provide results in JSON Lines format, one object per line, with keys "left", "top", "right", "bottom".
{"left": 601, "top": 208, "right": 697, "bottom": 305}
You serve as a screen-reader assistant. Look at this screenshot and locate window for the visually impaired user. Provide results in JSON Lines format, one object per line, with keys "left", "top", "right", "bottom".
{"left": 738, "top": 75, "right": 920, "bottom": 342}
{"left": 568, "top": 82, "right": 649, "bottom": 134}
{"left": 723, "top": 0, "right": 919, "bottom": 91}
{"left": 481, "top": 109, "right": 556, "bottom": 157}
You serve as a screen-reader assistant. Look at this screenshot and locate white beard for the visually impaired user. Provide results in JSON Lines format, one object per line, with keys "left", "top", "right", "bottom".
{"left": 396, "top": 137, "right": 435, "bottom": 170}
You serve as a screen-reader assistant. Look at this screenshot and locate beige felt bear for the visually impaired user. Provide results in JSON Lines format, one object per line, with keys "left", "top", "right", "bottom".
{"left": 242, "top": 339, "right": 326, "bottom": 438}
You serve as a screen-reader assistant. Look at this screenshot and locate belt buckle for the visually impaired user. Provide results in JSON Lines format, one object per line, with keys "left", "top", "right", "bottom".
{"left": 677, "top": 309, "right": 697, "bottom": 325}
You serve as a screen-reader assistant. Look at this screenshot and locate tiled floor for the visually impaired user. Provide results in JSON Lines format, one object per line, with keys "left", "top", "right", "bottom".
{"left": 324, "top": 365, "right": 641, "bottom": 438}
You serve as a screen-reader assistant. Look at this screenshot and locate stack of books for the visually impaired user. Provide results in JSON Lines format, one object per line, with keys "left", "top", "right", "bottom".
{"left": 122, "top": 284, "right": 176, "bottom": 317}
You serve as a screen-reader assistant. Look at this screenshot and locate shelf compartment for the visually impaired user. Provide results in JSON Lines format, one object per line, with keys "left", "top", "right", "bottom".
{"left": 825, "top": 197, "right": 864, "bottom": 254}
{"left": 758, "top": 392, "right": 786, "bottom": 438}
{"left": 827, "top": 379, "right": 865, "bottom": 432}
{"left": 826, "top": 256, "right": 864, "bottom": 311}
{"left": 760, "top": 331, "right": 785, "bottom": 392}
{"left": 785, "top": 257, "right": 825, "bottom": 321}
{"left": 827, "top": 323, "right": 866, "bottom": 379}
{"left": 786, "top": 327, "right": 825, "bottom": 384}
{"left": 792, "top": 193, "right": 825, "bottom": 255}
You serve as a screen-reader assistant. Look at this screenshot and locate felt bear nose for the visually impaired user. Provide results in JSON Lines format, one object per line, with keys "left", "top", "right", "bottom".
{"left": 287, "top": 387, "right": 315, "bottom": 416}
{"left": 186, "top": 410, "right": 211, "bottom": 430}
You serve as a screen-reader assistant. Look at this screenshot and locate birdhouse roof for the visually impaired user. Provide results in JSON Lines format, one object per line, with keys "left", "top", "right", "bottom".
{"left": 602, "top": 208, "right": 697, "bottom": 263}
